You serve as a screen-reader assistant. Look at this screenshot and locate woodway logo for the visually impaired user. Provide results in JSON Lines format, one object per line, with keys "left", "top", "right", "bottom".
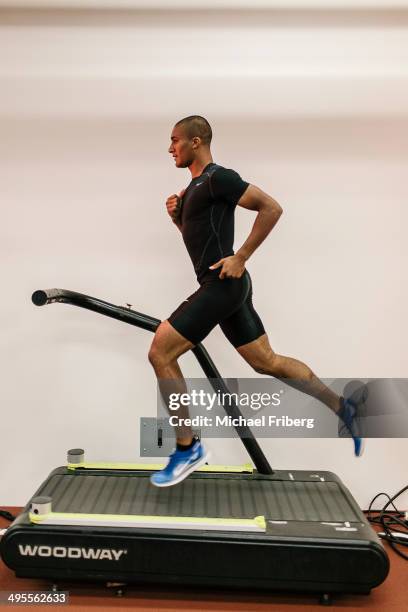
{"left": 18, "top": 544, "right": 127, "bottom": 561}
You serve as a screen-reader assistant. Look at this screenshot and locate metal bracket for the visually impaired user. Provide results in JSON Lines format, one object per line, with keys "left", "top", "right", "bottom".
{"left": 140, "top": 418, "right": 201, "bottom": 457}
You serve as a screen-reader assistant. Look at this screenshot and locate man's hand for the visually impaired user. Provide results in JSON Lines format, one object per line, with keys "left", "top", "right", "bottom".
{"left": 166, "top": 189, "right": 186, "bottom": 223}
{"left": 209, "top": 254, "right": 246, "bottom": 279}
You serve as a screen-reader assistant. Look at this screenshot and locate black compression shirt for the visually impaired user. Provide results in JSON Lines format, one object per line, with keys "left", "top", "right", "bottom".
{"left": 179, "top": 162, "right": 249, "bottom": 283}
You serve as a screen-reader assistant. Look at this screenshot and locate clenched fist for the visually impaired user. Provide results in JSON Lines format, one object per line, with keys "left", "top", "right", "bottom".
{"left": 166, "top": 189, "right": 186, "bottom": 223}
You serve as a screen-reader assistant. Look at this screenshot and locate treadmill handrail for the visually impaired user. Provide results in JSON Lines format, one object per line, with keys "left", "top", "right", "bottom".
{"left": 31, "top": 288, "right": 273, "bottom": 475}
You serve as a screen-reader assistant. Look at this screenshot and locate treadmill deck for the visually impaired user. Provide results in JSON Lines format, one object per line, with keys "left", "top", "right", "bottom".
{"left": 35, "top": 469, "right": 362, "bottom": 523}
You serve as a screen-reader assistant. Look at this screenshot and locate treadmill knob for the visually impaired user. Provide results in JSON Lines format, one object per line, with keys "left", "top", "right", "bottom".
{"left": 30, "top": 496, "right": 52, "bottom": 516}
{"left": 67, "top": 448, "right": 85, "bottom": 464}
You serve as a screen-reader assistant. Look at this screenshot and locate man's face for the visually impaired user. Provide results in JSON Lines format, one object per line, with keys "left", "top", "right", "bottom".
{"left": 168, "top": 125, "right": 196, "bottom": 168}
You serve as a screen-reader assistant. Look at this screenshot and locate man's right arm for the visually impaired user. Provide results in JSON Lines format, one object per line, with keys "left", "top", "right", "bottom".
{"left": 166, "top": 191, "right": 185, "bottom": 231}
{"left": 173, "top": 216, "right": 182, "bottom": 232}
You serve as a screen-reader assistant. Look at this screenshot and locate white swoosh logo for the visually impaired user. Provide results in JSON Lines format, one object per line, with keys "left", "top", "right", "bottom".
{"left": 172, "top": 462, "right": 189, "bottom": 477}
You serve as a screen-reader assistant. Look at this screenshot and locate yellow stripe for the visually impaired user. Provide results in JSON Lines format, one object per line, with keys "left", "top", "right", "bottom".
{"left": 29, "top": 510, "right": 265, "bottom": 529}
{"left": 255, "top": 515, "right": 267, "bottom": 530}
{"left": 67, "top": 461, "right": 253, "bottom": 474}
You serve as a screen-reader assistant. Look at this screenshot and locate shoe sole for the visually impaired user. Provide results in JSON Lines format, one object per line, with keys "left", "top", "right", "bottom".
{"left": 150, "top": 450, "right": 211, "bottom": 488}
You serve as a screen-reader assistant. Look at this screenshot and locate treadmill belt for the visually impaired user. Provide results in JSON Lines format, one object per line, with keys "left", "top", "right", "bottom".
{"left": 35, "top": 473, "right": 361, "bottom": 523}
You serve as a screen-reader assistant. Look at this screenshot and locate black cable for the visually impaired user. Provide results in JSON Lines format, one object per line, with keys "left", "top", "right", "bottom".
{"left": 366, "top": 484, "right": 408, "bottom": 561}
{"left": 379, "top": 514, "right": 408, "bottom": 560}
{"left": 367, "top": 492, "right": 403, "bottom": 526}
{"left": 0, "top": 510, "right": 16, "bottom": 522}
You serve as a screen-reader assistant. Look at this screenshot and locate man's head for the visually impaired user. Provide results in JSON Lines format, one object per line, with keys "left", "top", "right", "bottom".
{"left": 169, "top": 115, "right": 212, "bottom": 168}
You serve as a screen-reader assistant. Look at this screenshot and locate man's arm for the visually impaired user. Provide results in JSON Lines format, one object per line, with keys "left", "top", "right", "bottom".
{"left": 166, "top": 191, "right": 185, "bottom": 232}
{"left": 209, "top": 182, "right": 283, "bottom": 279}
{"left": 235, "top": 184, "right": 283, "bottom": 262}
{"left": 173, "top": 219, "right": 182, "bottom": 232}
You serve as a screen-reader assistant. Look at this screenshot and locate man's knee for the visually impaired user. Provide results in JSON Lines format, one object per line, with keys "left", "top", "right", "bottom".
{"left": 148, "top": 338, "right": 168, "bottom": 369}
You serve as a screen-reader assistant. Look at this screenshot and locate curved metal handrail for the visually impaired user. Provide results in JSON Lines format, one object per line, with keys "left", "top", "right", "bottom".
{"left": 32, "top": 288, "right": 273, "bottom": 474}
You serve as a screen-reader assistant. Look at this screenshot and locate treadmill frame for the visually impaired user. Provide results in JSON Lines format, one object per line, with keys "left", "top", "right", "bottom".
{"left": 0, "top": 288, "right": 390, "bottom": 598}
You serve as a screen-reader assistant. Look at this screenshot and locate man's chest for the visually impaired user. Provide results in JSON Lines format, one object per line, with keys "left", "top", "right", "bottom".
{"left": 181, "top": 180, "right": 213, "bottom": 223}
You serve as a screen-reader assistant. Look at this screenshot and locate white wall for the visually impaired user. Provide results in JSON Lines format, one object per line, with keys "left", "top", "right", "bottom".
{"left": 0, "top": 4, "right": 407, "bottom": 509}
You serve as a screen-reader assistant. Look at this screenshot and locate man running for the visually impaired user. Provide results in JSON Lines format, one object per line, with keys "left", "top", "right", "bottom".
{"left": 148, "top": 115, "right": 362, "bottom": 487}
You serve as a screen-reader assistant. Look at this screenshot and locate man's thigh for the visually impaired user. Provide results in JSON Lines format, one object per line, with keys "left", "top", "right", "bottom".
{"left": 236, "top": 333, "right": 274, "bottom": 372}
{"left": 168, "top": 280, "right": 245, "bottom": 346}
{"left": 219, "top": 287, "right": 266, "bottom": 349}
{"left": 150, "top": 320, "right": 194, "bottom": 362}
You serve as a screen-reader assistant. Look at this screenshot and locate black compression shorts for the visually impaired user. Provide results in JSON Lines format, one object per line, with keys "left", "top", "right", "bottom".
{"left": 168, "top": 270, "right": 265, "bottom": 348}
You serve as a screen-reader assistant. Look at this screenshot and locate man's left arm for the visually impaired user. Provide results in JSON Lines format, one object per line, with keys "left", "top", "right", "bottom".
{"left": 236, "top": 184, "right": 283, "bottom": 261}
{"left": 210, "top": 184, "right": 283, "bottom": 279}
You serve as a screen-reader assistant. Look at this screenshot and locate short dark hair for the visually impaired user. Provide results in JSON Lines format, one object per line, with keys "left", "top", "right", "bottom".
{"left": 175, "top": 115, "right": 212, "bottom": 146}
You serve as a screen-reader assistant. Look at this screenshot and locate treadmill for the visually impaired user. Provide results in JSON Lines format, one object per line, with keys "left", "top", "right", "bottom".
{"left": 0, "top": 289, "right": 389, "bottom": 604}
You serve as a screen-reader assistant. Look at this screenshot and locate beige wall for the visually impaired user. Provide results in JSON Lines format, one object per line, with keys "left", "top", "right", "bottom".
{"left": 0, "top": 5, "right": 407, "bottom": 508}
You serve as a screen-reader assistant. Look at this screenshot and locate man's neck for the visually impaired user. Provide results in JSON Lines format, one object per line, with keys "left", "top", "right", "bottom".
{"left": 189, "top": 156, "right": 214, "bottom": 179}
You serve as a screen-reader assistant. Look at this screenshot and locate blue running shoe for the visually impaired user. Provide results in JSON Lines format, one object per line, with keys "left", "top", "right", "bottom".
{"left": 150, "top": 439, "right": 210, "bottom": 487}
{"left": 338, "top": 397, "right": 364, "bottom": 457}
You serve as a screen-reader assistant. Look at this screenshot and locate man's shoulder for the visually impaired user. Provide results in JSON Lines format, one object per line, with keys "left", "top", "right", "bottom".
{"left": 206, "top": 164, "right": 249, "bottom": 201}
{"left": 208, "top": 164, "right": 241, "bottom": 179}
